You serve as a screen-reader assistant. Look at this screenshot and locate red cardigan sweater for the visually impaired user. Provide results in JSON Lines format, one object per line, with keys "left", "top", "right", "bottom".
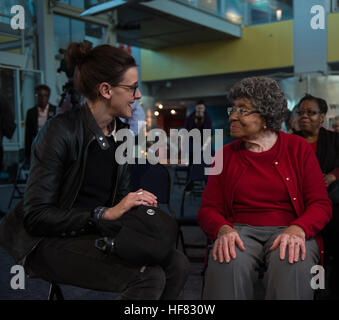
{"left": 197, "top": 131, "right": 332, "bottom": 264}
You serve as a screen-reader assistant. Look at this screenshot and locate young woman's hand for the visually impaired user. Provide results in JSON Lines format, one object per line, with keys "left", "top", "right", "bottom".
{"left": 103, "top": 189, "right": 157, "bottom": 220}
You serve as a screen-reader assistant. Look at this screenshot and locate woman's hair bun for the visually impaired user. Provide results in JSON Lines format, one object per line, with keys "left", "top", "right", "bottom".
{"left": 65, "top": 40, "right": 93, "bottom": 68}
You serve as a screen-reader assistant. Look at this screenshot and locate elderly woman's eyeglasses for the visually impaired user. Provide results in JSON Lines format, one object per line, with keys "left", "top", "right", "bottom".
{"left": 296, "top": 110, "right": 320, "bottom": 117}
{"left": 117, "top": 84, "right": 139, "bottom": 96}
{"left": 227, "top": 107, "right": 260, "bottom": 117}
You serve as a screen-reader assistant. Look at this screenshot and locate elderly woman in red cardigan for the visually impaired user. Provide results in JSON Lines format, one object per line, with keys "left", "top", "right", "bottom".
{"left": 197, "top": 77, "right": 332, "bottom": 300}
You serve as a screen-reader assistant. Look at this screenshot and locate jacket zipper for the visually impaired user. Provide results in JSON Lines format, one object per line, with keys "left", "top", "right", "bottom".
{"left": 110, "top": 164, "right": 121, "bottom": 206}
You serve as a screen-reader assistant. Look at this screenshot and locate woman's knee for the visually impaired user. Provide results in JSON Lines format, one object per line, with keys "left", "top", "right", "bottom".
{"left": 142, "top": 265, "right": 167, "bottom": 290}
{"left": 166, "top": 249, "right": 190, "bottom": 278}
{"left": 205, "top": 249, "right": 258, "bottom": 293}
{"left": 120, "top": 265, "right": 166, "bottom": 300}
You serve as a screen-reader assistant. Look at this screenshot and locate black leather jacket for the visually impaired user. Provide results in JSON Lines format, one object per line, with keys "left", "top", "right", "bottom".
{"left": 0, "top": 104, "right": 132, "bottom": 262}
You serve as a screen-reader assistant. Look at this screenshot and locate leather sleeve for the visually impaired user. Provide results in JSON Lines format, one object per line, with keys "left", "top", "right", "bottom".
{"left": 114, "top": 163, "right": 133, "bottom": 205}
{"left": 23, "top": 117, "right": 92, "bottom": 237}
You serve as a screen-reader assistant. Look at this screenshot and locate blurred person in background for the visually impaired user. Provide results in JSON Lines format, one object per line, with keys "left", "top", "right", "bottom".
{"left": 296, "top": 94, "right": 339, "bottom": 298}
{"left": 24, "top": 85, "right": 57, "bottom": 163}
{"left": 184, "top": 99, "right": 212, "bottom": 187}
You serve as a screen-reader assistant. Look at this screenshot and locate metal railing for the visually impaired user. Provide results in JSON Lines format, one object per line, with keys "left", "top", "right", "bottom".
{"left": 172, "top": 0, "right": 293, "bottom": 26}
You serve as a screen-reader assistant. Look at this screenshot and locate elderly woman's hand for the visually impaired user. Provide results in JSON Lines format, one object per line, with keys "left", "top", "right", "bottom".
{"left": 212, "top": 225, "right": 246, "bottom": 263}
{"left": 269, "top": 225, "right": 306, "bottom": 264}
{"left": 323, "top": 173, "right": 336, "bottom": 188}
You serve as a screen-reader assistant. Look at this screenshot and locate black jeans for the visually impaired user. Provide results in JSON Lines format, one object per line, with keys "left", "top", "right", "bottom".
{"left": 25, "top": 234, "right": 190, "bottom": 300}
{"left": 0, "top": 144, "right": 3, "bottom": 172}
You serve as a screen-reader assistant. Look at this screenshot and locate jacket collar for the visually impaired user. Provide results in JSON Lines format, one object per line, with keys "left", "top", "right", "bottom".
{"left": 81, "top": 103, "right": 129, "bottom": 150}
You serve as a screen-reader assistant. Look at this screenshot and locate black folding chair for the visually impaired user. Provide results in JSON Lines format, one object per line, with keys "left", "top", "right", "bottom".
{"left": 8, "top": 162, "right": 30, "bottom": 209}
{"left": 24, "top": 259, "right": 65, "bottom": 300}
{"left": 174, "top": 164, "right": 189, "bottom": 186}
{"left": 48, "top": 283, "right": 65, "bottom": 300}
{"left": 131, "top": 161, "right": 175, "bottom": 218}
{"left": 176, "top": 163, "right": 208, "bottom": 260}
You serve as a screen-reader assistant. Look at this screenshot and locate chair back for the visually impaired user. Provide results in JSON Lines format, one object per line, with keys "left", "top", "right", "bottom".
{"left": 189, "top": 163, "right": 206, "bottom": 182}
{"left": 131, "top": 162, "right": 171, "bottom": 205}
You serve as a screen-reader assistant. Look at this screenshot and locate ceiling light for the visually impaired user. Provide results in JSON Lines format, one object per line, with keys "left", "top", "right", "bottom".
{"left": 226, "top": 11, "right": 242, "bottom": 25}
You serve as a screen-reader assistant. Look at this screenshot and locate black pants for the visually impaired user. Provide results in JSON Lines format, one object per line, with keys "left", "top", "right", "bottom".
{"left": 25, "top": 234, "right": 190, "bottom": 300}
{"left": 0, "top": 144, "right": 3, "bottom": 172}
{"left": 323, "top": 204, "right": 339, "bottom": 297}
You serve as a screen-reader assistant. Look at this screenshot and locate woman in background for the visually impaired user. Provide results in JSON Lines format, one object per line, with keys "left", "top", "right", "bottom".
{"left": 296, "top": 94, "right": 339, "bottom": 298}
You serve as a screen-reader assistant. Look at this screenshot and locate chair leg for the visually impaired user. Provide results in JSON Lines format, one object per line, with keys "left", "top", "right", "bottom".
{"left": 48, "top": 283, "right": 64, "bottom": 300}
{"left": 201, "top": 268, "right": 206, "bottom": 300}
{"left": 176, "top": 228, "right": 188, "bottom": 256}
{"left": 7, "top": 184, "right": 16, "bottom": 209}
{"left": 8, "top": 163, "right": 26, "bottom": 209}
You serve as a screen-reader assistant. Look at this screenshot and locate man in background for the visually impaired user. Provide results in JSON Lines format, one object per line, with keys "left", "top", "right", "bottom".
{"left": 184, "top": 100, "right": 212, "bottom": 189}
{"left": 25, "top": 85, "right": 57, "bottom": 163}
{"left": 184, "top": 99, "right": 212, "bottom": 164}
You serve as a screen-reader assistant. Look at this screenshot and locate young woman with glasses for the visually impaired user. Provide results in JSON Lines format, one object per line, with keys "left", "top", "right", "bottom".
{"left": 0, "top": 41, "right": 189, "bottom": 300}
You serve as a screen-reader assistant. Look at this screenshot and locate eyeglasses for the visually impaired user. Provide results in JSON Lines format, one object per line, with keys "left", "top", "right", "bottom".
{"left": 227, "top": 107, "right": 260, "bottom": 117}
{"left": 296, "top": 110, "right": 320, "bottom": 117}
{"left": 116, "top": 84, "right": 139, "bottom": 96}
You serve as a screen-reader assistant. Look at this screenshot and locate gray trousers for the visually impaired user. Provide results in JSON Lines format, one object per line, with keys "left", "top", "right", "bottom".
{"left": 203, "top": 224, "right": 320, "bottom": 300}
